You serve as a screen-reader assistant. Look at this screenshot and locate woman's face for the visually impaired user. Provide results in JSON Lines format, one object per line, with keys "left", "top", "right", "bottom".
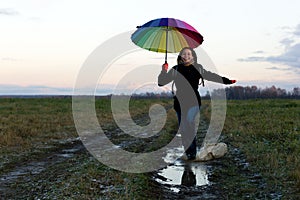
{"left": 180, "top": 49, "right": 194, "bottom": 65}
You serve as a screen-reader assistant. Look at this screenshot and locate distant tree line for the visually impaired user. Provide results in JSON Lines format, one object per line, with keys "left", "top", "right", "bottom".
{"left": 96, "top": 85, "right": 300, "bottom": 100}
{"left": 129, "top": 85, "right": 300, "bottom": 100}
{"left": 208, "top": 86, "right": 300, "bottom": 100}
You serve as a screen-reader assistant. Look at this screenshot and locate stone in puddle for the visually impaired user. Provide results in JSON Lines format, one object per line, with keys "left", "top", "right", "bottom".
{"left": 180, "top": 143, "right": 228, "bottom": 161}
{"left": 196, "top": 143, "right": 228, "bottom": 161}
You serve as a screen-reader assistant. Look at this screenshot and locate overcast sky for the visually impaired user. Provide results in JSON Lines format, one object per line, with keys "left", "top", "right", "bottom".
{"left": 1, "top": 0, "right": 299, "bottom": 95}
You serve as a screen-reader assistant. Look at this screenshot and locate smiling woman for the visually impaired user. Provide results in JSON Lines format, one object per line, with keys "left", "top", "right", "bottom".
{"left": 158, "top": 47, "right": 235, "bottom": 160}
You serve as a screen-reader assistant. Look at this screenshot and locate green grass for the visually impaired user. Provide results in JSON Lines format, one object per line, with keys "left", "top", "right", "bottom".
{"left": 1, "top": 97, "right": 299, "bottom": 198}
{"left": 0, "top": 97, "right": 173, "bottom": 199}
{"left": 0, "top": 98, "right": 75, "bottom": 148}
{"left": 0, "top": 97, "right": 171, "bottom": 148}
{"left": 202, "top": 99, "right": 300, "bottom": 197}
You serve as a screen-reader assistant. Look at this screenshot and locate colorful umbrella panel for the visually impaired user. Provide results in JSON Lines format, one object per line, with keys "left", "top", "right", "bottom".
{"left": 131, "top": 18, "right": 203, "bottom": 54}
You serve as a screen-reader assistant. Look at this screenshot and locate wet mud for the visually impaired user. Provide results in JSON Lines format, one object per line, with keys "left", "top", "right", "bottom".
{"left": 0, "top": 138, "right": 87, "bottom": 199}
{"left": 150, "top": 117, "right": 282, "bottom": 199}
{"left": 0, "top": 116, "right": 282, "bottom": 199}
{"left": 152, "top": 145, "right": 268, "bottom": 199}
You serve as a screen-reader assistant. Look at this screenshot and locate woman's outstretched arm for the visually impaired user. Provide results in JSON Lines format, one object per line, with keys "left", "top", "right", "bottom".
{"left": 198, "top": 64, "right": 236, "bottom": 85}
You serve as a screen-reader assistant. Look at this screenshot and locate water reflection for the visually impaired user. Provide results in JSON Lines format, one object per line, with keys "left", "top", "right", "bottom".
{"left": 181, "top": 165, "right": 196, "bottom": 187}
{"left": 155, "top": 147, "right": 209, "bottom": 192}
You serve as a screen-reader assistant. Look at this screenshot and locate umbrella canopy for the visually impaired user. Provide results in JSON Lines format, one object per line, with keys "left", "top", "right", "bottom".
{"left": 131, "top": 18, "right": 203, "bottom": 63}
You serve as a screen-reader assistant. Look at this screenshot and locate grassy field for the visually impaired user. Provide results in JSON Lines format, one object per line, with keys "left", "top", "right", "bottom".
{"left": 0, "top": 98, "right": 76, "bottom": 150}
{"left": 0, "top": 97, "right": 172, "bottom": 148}
{"left": 0, "top": 97, "right": 299, "bottom": 198}
{"left": 205, "top": 99, "right": 300, "bottom": 197}
{"left": 0, "top": 97, "right": 175, "bottom": 199}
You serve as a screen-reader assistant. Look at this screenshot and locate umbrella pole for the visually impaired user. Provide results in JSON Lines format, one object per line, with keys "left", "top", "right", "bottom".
{"left": 165, "top": 27, "right": 168, "bottom": 64}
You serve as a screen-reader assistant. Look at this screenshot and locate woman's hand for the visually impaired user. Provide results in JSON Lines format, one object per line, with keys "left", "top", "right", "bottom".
{"left": 162, "top": 62, "right": 168, "bottom": 72}
{"left": 222, "top": 77, "right": 237, "bottom": 84}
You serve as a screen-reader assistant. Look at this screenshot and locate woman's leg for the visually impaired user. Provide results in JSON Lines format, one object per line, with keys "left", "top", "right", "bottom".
{"left": 180, "top": 106, "right": 200, "bottom": 159}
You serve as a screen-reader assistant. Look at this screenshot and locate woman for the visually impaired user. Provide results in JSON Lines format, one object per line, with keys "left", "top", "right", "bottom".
{"left": 158, "top": 47, "right": 236, "bottom": 160}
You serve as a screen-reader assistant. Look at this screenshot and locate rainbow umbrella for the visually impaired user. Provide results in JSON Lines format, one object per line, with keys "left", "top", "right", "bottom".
{"left": 131, "top": 17, "right": 203, "bottom": 64}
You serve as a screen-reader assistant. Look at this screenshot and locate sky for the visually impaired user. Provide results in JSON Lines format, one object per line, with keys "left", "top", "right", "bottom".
{"left": 0, "top": 0, "right": 300, "bottom": 95}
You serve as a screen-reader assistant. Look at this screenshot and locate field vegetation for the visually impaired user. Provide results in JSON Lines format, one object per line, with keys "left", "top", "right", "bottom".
{"left": 0, "top": 97, "right": 175, "bottom": 199}
{"left": 0, "top": 97, "right": 299, "bottom": 198}
{"left": 202, "top": 99, "right": 300, "bottom": 197}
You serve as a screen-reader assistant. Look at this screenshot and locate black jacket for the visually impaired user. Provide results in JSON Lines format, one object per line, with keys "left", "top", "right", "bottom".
{"left": 158, "top": 63, "right": 231, "bottom": 112}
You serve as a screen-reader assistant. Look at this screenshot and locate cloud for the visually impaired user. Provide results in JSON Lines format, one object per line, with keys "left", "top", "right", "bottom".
{"left": 265, "top": 43, "right": 300, "bottom": 68}
{"left": 293, "top": 24, "right": 300, "bottom": 36}
{"left": 239, "top": 43, "right": 300, "bottom": 73}
{"left": 1, "top": 57, "right": 20, "bottom": 62}
{"left": 280, "top": 38, "right": 294, "bottom": 48}
{"left": 0, "top": 83, "right": 163, "bottom": 95}
{"left": 237, "top": 56, "right": 265, "bottom": 62}
{"left": 252, "top": 50, "right": 265, "bottom": 54}
{"left": 0, "top": 8, "right": 19, "bottom": 16}
{"left": 265, "top": 66, "right": 282, "bottom": 70}
{"left": 238, "top": 23, "right": 300, "bottom": 73}
{"left": 0, "top": 85, "right": 73, "bottom": 95}
{"left": 265, "top": 66, "right": 292, "bottom": 71}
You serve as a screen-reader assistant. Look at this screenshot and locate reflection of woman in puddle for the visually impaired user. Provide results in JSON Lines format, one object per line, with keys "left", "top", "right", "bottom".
{"left": 158, "top": 47, "right": 236, "bottom": 160}
{"left": 181, "top": 165, "right": 196, "bottom": 187}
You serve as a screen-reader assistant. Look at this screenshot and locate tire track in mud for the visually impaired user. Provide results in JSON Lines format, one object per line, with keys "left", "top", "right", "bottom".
{"left": 0, "top": 138, "right": 87, "bottom": 199}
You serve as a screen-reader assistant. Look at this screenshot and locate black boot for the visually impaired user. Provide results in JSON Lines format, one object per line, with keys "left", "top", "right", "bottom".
{"left": 185, "top": 138, "right": 197, "bottom": 160}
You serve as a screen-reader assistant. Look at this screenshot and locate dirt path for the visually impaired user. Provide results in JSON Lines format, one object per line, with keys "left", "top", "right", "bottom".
{"left": 0, "top": 138, "right": 92, "bottom": 199}
{"left": 0, "top": 113, "right": 281, "bottom": 199}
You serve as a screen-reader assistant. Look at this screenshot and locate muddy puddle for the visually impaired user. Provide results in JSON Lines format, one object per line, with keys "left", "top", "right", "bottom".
{"left": 155, "top": 147, "right": 209, "bottom": 193}
{"left": 151, "top": 137, "right": 281, "bottom": 199}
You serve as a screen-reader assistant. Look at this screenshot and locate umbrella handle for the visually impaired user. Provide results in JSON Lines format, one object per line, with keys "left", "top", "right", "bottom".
{"left": 165, "top": 52, "right": 168, "bottom": 64}
{"left": 165, "top": 26, "right": 168, "bottom": 63}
